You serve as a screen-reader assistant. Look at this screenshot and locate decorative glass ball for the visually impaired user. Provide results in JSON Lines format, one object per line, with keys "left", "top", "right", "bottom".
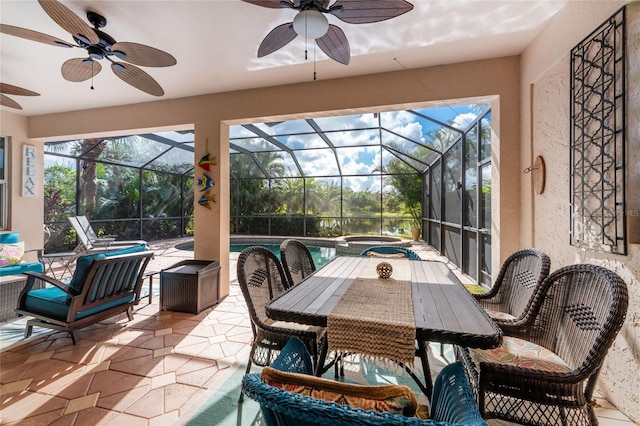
{"left": 376, "top": 262, "right": 393, "bottom": 279}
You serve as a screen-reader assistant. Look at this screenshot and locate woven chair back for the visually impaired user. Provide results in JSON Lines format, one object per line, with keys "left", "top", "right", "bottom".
{"left": 517, "top": 264, "right": 628, "bottom": 375}
{"left": 237, "top": 246, "right": 289, "bottom": 330}
{"left": 280, "top": 239, "right": 316, "bottom": 287}
{"left": 482, "top": 249, "right": 551, "bottom": 320}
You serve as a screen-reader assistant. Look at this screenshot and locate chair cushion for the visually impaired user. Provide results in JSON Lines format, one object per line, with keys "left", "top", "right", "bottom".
{"left": 261, "top": 366, "right": 418, "bottom": 417}
{"left": 464, "top": 284, "right": 488, "bottom": 295}
{"left": 469, "top": 336, "right": 571, "bottom": 373}
{"left": 266, "top": 320, "right": 325, "bottom": 339}
{"left": 24, "top": 285, "right": 135, "bottom": 321}
{"left": 103, "top": 244, "right": 147, "bottom": 257}
{"left": 23, "top": 286, "right": 70, "bottom": 320}
{"left": 0, "top": 233, "right": 20, "bottom": 244}
{"left": 487, "top": 310, "right": 516, "bottom": 321}
{"left": 0, "top": 242, "right": 25, "bottom": 267}
{"left": 68, "top": 253, "right": 107, "bottom": 293}
{"left": 0, "top": 262, "right": 44, "bottom": 277}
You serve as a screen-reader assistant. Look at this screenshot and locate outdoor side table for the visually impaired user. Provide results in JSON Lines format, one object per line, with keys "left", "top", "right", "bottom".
{"left": 42, "top": 252, "right": 76, "bottom": 279}
{"left": 160, "top": 260, "right": 220, "bottom": 314}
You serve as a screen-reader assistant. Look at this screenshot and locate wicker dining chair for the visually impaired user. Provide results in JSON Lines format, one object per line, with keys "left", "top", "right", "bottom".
{"left": 473, "top": 248, "right": 551, "bottom": 326}
{"left": 456, "top": 263, "right": 629, "bottom": 426}
{"left": 359, "top": 246, "right": 422, "bottom": 260}
{"left": 236, "top": 246, "right": 329, "bottom": 401}
{"left": 242, "top": 337, "right": 488, "bottom": 426}
{"left": 280, "top": 239, "right": 316, "bottom": 287}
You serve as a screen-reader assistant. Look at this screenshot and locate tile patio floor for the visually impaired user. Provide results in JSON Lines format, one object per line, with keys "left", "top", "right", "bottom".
{"left": 0, "top": 239, "right": 635, "bottom": 425}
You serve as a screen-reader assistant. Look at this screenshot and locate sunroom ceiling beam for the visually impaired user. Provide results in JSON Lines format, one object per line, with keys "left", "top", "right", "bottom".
{"left": 242, "top": 124, "right": 305, "bottom": 178}
{"left": 305, "top": 119, "right": 343, "bottom": 176}
{"left": 230, "top": 143, "right": 272, "bottom": 179}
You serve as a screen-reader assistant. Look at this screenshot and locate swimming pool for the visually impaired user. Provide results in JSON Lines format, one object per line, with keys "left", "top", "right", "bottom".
{"left": 231, "top": 244, "right": 335, "bottom": 268}
{"left": 175, "top": 241, "right": 336, "bottom": 268}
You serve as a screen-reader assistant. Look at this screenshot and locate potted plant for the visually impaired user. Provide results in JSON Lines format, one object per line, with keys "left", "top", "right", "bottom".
{"left": 408, "top": 205, "right": 421, "bottom": 241}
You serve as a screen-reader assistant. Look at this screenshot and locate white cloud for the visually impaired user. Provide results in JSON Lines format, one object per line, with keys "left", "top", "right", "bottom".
{"left": 234, "top": 108, "right": 481, "bottom": 192}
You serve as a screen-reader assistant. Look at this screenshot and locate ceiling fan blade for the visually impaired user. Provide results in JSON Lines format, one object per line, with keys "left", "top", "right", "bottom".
{"left": 316, "top": 24, "right": 350, "bottom": 65}
{"left": 0, "top": 94, "right": 22, "bottom": 110}
{"left": 61, "top": 58, "right": 102, "bottom": 82}
{"left": 111, "top": 42, "right": 177, "bottom": 67}
{"left": 0, "top": 83, "right": 40, "bottom": 97}
{"left": 329, "top": 0, "right": 414, "bottom": 24}
{"left": 111, "top": 62, "right": 164, "bottom": 96}
{"left": 38, "top": 0, "right": 100, "bottom": 45}
{"left": 258, "top": 23, "right": 297, "bottom": 57}
{"left": 242, "top": 0, "right": 294, "bottom": 9}
{"left": 0, "top": 24, "right": 74, "bottom": 47}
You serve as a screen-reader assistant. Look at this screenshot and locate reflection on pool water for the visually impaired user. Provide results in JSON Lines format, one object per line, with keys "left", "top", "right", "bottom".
{"left": 175, "top": 241, "right": 336, "bottom": 268}
{"left": 231, "top": 244, "right": 336, "bottom": 268}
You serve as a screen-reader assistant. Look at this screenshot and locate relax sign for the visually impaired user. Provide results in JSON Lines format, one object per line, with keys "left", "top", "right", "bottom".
{"left": 22, "top": 145, "right": 36, "bottom": 197}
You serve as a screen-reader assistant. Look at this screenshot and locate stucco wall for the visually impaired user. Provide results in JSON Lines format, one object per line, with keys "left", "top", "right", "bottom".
{"left": 521, "top": 1, "right": 639, "bottom": 421}
{"left": 0, "top": 110, "right": 45, "bottom": 262}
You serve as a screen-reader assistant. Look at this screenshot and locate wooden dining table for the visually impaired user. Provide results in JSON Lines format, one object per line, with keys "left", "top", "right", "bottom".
{"left": 266, "top": 255, "right": 502, "bottom": 397}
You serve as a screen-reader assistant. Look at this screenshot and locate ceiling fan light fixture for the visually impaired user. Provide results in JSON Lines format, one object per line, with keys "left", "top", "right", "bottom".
{"left": 113, "top": 50, "right": 127, "bottom": 60}
{"left": 87, "top": 46, "right": 103, "bottom": 60}
{"left": 75, "top": 33, "right": 92, "bottom": 45}
{"left": 293, "top": 9, "right": 328, "bottom": 39}
{"left": 112, "top": 63, "right": 126, "bottom": 72}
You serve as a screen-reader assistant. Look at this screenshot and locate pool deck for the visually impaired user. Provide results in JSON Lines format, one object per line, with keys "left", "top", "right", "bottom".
{"left": 0, "top": 236, "right": 634, "bottom": 425}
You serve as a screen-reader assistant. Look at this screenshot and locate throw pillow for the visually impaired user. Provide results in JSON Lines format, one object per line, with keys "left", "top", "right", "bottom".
{"left": 261, "top": 366, "right": 418, "bottom": 417}
{"left": 0, "top": 242, "right": 25, "bottom": 267}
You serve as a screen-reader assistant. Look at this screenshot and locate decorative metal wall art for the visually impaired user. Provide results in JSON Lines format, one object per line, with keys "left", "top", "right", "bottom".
{"left": 569, "top": 6, "right": 626, "bottom": 255}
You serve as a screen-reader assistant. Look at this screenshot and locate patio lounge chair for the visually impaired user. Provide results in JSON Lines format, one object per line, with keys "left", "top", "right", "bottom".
{"left": 68, "top": 216, "right": 147, "bottom": 252}
{"left": 280, "top": 239, "right": 316, "bottom": 287}
{"left": 359, "top": 246, "right": 422, "bottom": 260}
{"left": 456, "top": 264, "right": 629, "bottom": 425}
{"left": 241, "top": 336, "right": 487, "bottom": 426}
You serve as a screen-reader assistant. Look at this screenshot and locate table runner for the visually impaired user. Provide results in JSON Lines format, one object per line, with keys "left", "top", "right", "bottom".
{"left": 327, "top": 258, "right": 416, "bottom": 366}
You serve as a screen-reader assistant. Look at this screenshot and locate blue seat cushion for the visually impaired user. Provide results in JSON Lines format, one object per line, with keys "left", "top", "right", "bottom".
{"left": 103, "top": 244, "right": 147, "bottom": 258}
{"left": 0, "top": 262, "right": 44, "bottom": 277}
{"left": 0, "top": 233, "right": 20, "bottom": 244}
{"left": 23, "top": 286, "right": 135, "bottom": 321}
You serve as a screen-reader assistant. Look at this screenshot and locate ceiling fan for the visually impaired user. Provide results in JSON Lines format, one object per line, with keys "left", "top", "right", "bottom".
{"left": 242, "top": 0, "right": 414, "bottom": 65}
{"left": 0, "top": 0, "right": 176, "bottom": 96}
{"left": 0, "top": 83, "right": 40, "bottom": 110}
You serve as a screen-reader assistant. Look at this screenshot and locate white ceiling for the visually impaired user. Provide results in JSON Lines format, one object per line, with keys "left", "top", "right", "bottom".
{"left": 0, "top": 0, "right": 567, "bottom": 117}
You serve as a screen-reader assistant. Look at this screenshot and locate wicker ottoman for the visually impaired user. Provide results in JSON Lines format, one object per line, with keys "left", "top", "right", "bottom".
{"left": 160, "top": 260, "right": 220, "bottom": 314}
{"left": 0, "top": 275, "right": 45, "bottom": 321}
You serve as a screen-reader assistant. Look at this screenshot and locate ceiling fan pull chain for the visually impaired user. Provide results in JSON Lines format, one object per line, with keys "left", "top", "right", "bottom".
{"left": 313, "top": 41, "right": 317, "bottom": 81}
{"left": 91, "top": 60, "right": 95, "bottom": 90}
{"left": 304, "top": 30, "right": 308, "bottom": 61}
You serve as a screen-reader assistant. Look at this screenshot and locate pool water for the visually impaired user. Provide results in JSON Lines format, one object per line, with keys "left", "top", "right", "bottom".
{"left": 175, "top": 241, "right": 336, "bottom": 268}
{"left": 231, "top": 244, "right": 336, "bottom": 268}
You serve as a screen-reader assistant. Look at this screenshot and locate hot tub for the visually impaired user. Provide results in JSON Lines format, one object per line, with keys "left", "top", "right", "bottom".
{"left": 334, "top": 235, "right": 411, "bottom": 256}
